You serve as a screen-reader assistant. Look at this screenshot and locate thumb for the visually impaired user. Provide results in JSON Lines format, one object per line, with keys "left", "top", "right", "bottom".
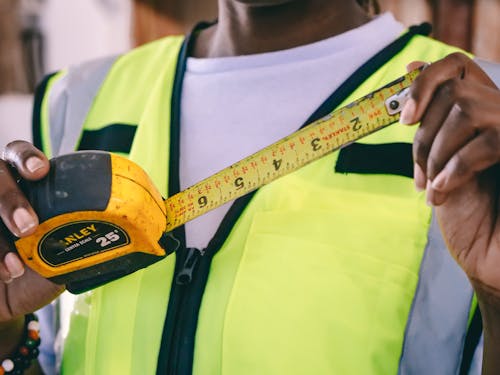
{"left": 406, "top": 60, "right": 428, "bottom": 73}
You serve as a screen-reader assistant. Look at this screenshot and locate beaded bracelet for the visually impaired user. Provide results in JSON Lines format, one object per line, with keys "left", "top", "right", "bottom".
{"left": 0, "top": 313, "right": 41, "bottom": 375}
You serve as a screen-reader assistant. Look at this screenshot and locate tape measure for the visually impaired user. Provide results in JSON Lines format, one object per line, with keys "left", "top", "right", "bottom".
{"left": 15, "top": 69, "right": 418, "bottom": 293}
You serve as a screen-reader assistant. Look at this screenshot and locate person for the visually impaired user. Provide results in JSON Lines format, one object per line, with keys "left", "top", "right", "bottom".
{"left": 1, "top": 0, "right": 499, "bottom": 374}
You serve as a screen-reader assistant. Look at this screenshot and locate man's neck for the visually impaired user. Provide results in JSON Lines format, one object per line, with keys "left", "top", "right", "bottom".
{"left": 192, "top": 0, "right": 371, "bottom": 58}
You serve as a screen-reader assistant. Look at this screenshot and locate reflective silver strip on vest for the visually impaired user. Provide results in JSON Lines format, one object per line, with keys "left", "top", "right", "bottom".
{"left": 47, "top": 55, "right": 119, "bottom": 157}
{"left": 476, "top": 58, "right": 500, "bottom": 88}
{"left": 469, "top": 334, "right": 483, "bottom": 375}
{"left": 45, "top": 57, "right": 499, "bottom": 169}
{"left": 399, "top": 214, "right": 474, "bottom": 375}
{"left": 398, "top": 58, "right": 499, "bottom": 375}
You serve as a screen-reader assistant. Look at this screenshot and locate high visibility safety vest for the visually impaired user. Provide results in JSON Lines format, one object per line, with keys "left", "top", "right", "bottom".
{"left": 33, "top": 24, "right": 493, "bottom": 375}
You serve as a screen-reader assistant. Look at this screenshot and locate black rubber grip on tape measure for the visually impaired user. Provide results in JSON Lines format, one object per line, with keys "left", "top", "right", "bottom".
{"left": 51, "top": 251, "right": 165, "bottom": 293}
{"left": 21, "top": 151, "right": 112, "bottom": 221}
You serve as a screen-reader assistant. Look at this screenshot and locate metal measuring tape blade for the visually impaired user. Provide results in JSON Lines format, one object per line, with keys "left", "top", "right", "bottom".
{"left": 164, "top": 68, "right": 419, "bottom": 231}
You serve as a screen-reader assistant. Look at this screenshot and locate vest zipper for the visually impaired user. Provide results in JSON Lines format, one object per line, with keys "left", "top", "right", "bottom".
{"left": 165, "top": 246, "right": 204, "bottom": 375}
{"left": 158, "top": 194, "right": 257, "bottom": 375}
{"left": 176, "top": 247, "right": 204, "bottom": 285}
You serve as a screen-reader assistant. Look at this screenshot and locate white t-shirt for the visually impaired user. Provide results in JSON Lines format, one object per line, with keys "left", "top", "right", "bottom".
{"left": 180, "top": 13, "right": 404, "bottom": 249}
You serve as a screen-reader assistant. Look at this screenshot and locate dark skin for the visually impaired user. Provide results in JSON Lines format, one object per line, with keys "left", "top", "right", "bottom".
{"left": 403, "top": 55, "right": 500, "bottom": 374}
{"left": 193, "top": 0, "right": 370, "bottom": 57}
{"left": 1, "top": 0, "right": 500, "bottom": 373}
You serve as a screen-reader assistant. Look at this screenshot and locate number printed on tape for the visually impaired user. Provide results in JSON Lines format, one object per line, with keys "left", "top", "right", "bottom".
{"left": 164, "top": 69, "right": 421, "bottom": 231}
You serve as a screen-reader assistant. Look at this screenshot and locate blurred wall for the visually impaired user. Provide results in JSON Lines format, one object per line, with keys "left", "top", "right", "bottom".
{"left": 0, "top": 0, "right": 29, "bottom": 94}
{"left": 470, "top": 0, "right": 500, "bottom": 62}
{"left": 0, "top": 0, "right": 132, "bottom": 150}
{"left": 42, "top": 0, "right": 132, "bottom": 73}
{"left": 379, "top": 0, "right": 500, "bottom": 62}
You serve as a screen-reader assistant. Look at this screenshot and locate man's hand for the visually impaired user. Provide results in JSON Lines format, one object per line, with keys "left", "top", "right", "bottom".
{"left": 0, "top": 141, "right": 64, "bottom": 324}
{"left": 402, "top": 53, "right": 500, "bottom": 297}
{"left": 401, "top": 53, "right": 500, "bottom": 373}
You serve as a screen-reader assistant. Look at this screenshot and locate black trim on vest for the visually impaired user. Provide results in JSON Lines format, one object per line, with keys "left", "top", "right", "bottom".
{"left": 459, "top": 307, "right": 483, "bottom": 375}
{"left": 303, "top": 23, "right": 431, "bottom": 125}
{"left": 329, "top": 23, "right": 431, "bottom": 177}
{"left": 156, "top": 22, "right": 432, "bottom": 375}
{"left": 156, "top": 30, "right": 191, "bottom": 375}
{"left": 32, "top": 72, "right": 58, "bottom": 153}
{"left": 335, "top": 142, "right": 413, "bottom": 178}
{"left": 77, "top": 124, "right": 137, "bottom": 153}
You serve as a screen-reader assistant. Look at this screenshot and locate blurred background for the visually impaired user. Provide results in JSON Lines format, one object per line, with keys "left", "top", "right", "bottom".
{"left": 0, "top": 0, "right": 499, "bottom": 149}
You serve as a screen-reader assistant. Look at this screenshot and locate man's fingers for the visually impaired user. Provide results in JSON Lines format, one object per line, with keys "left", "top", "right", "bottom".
{"left": 422, "top": 80, "right": 491, "bottom": 180}
{"left": 0, "top": 254, "right": 25, "bottom": 284}
{"left": 3, "top": 253, "right": 24, "bottom": 279}
{"left": 401, "top": 52, "right": 494, "bottom": 125}
{"left": 406, "top": 61, "right": 427, "bottom": 73}
{"left": 0, "top": 141, "right": 46, "bottom": 237}
{"left": 0, "top": 232, "right": 24, "bottom": 283}
{"left": 0, "top": 261, "right": 13, "bottom": 284}
{"left": 430, "top": 132, "right": 500, "bottom": 195}
{"left": 411, "top": 78, "right": 460, "bottom": 176}
{"left": 0, "top": 160, "right": 38, "bottom": 237}
{"left": 426, "top": 83, "right": 500, "bottom": 182}
{"left": 425, "top": 186, "right": 448, "bottom": 206}
{"left": 2, "top": 140, "right": 49, "bottom": 181}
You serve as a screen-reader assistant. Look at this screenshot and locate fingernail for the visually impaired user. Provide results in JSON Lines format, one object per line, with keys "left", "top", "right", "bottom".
{"left": 406, "top": 61, "right": 423, "bottom": 72}
{"left": 4, "top": 253, "right": 24, "bottom": 279}
{"left": 25, "top": 156, "right": 44, "bottom": 173}
{"left": 400, "top": 98, "right": 416, "bottom": 125}
{"left": 13, "top": 207, "right": 36, "bottom": 234}
{"left": 426, "top": 197, "right": 433, "bottom": 207}
{"left": 431, "top": 170, "right": 447, "bottom": 191}
{"left": 414, "top": 163, "right": 426, "bottom": 191}
{"left": 426, "top": 181, "right": 434, "bottom": 207}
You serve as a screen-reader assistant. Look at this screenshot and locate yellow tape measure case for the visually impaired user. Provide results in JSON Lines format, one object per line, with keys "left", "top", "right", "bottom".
{"left": 15, "top": 151, "right": 173, "bottom": 293}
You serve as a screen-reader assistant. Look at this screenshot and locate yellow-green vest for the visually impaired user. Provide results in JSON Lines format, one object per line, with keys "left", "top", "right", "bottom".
{"left": 33, "top": 26, "right": 480, "bottom": 375}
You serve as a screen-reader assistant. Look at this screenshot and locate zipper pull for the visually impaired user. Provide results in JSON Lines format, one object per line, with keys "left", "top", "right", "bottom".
{"left": 176, "top": 247, "right": 204, "bottom": 285}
